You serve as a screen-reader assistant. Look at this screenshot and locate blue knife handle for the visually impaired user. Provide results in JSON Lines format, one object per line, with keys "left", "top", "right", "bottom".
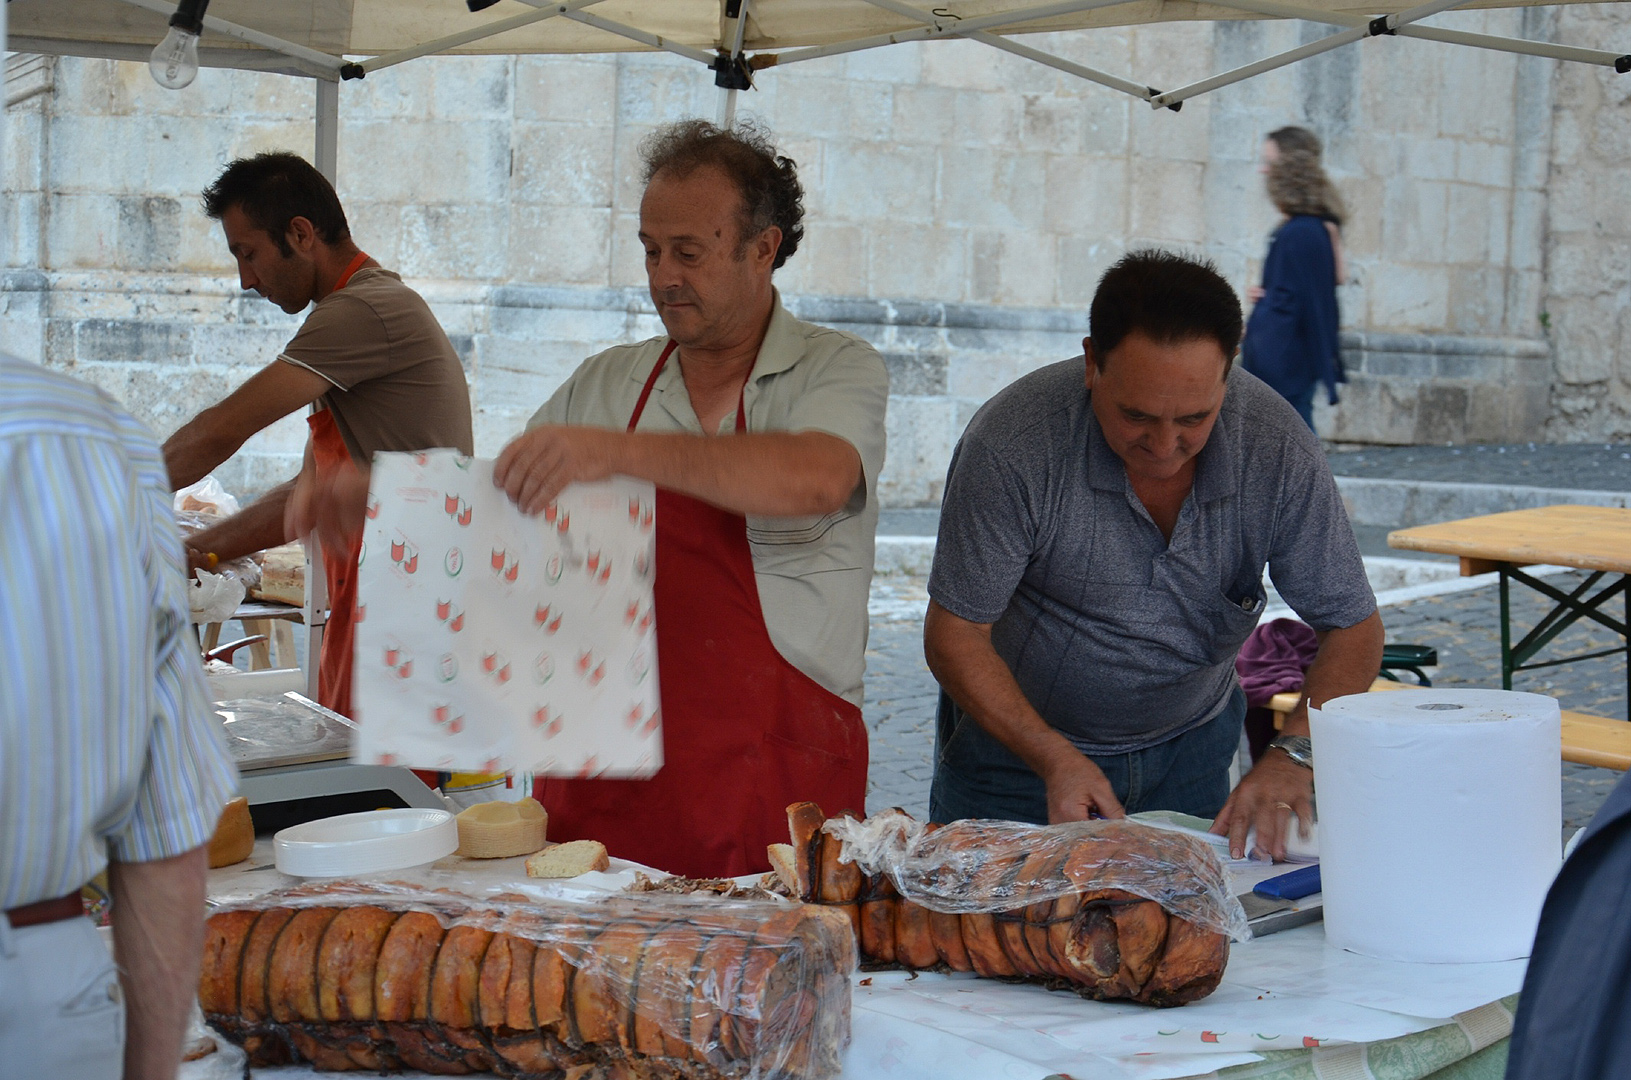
{"left": 1253, "top": 864, "right": 1321, "bottom": 901}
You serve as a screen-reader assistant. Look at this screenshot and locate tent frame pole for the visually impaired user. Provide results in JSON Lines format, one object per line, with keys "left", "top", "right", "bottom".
{"left": 1206, "top": 0, "right": 1629, "bottom": 70}
{"left": 359, "top": 0, "right": 607, "bottom": 76}
{"left": 559, "top": 9, "right": 716, "bottom": 64}
{"left": 717, "top": 0, "right": 752, "bottom": 127}
{"left": 860, "top": 0, "right": 1158, "bottom": 103}
{"left": 1149, "top": 0, "right": 1474, "bottom": 108}
{"left": 758, "top": 0, "right": 1138, "bottom": 69}
{"left": 113, "top": 0, "right": 345, "bottom": 73}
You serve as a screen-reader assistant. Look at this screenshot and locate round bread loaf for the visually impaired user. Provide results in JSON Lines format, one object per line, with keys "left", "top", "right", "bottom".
{"left": 207, "top": 796, "right": 255, "bottom": 868}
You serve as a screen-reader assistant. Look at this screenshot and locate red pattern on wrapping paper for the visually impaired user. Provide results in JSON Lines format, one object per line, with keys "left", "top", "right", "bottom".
{"left": 534, "top": 340, "right": 868, "bottom": 878}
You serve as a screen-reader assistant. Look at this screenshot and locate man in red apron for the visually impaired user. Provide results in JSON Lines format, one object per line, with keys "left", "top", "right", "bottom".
{"left": 163, "top": 152, "right": 472, "bottom": 718}
{"left": 496, "top": 122, "right": 890, "bottom": 877}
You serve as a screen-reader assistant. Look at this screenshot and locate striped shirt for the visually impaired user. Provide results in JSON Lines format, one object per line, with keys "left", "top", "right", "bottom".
{"left": 1, "top": 355, "right": 239, "bottom": 910}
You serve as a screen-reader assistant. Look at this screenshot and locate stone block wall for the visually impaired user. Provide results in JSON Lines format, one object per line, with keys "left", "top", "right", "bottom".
{"left": 1543, "top": 3, "right": 1631, "bottom": 440}
{"left": 2, "top": 12, "right": 1613, "bottom": 503}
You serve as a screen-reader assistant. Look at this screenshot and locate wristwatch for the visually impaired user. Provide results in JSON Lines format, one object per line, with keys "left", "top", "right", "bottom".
{"left": 1267, "top": 735, "right": 1314, "bottom": 770}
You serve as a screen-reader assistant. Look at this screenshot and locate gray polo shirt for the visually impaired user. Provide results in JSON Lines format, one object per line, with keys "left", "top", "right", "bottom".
{"left": 528, "top": 292, "right": 889, "bottom": 707}
{"left": 928, "top": 358, "right": 1375, "bottom": 754}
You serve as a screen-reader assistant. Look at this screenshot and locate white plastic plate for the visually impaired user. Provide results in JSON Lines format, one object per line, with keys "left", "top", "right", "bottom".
{"left": 273, "top": 808, "right": 458, "bottom": 877}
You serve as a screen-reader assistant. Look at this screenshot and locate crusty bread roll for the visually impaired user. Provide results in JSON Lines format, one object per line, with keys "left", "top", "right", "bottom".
{"left": 454, "top": 797, "right": 547, "bottom": 858}
{"left": 524, "top": 839, "right": 608, "bottom": 878}
{"left": 207, "top": 796, "right": 255, "bottom": 868}
{"left": 784, "top": 803, "right": 1230, "bottom": 1006}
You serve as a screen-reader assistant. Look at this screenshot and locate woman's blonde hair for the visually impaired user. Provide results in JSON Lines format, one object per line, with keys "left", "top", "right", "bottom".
{"left": 1265, "top": 126, "right": 1347, "bottom": 227}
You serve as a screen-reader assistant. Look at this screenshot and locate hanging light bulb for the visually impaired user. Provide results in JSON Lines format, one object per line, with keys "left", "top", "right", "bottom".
{"left": 149, "top": 0, "right": 211, "bottom": 90}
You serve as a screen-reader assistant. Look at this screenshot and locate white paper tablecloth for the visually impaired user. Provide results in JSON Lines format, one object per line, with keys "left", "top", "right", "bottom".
{"left": 196, "top": 844, "right": 1525, "bottom": 1080}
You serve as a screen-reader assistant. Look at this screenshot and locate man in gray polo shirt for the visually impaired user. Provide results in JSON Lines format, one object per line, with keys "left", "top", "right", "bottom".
{"left": 926, "top": 250, "right": 1382, "bottom": 859}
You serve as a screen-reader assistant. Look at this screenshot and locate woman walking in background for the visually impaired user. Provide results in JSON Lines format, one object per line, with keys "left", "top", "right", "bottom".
{"left": 1242, "top": 126, "right": 1348, "bottom": 430}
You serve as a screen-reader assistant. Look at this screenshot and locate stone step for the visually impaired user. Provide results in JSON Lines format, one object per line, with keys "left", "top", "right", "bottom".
{"left": 1336, "top": 476, "right": 1631, "bottom": 529}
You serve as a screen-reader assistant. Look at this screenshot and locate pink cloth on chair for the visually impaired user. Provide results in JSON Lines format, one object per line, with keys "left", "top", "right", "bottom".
{"left": 1235, "top": 617, "right": 1320, "bottom": 708}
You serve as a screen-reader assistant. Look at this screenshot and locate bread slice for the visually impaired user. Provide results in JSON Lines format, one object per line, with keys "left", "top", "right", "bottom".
{"left": 455, "top": 797, "right": 548, "bottom": 859}
{"left": 766, "top": 844, "right": 799, "bottom": 893}
{"left": 525, "top": 840, "right": 609, "bottom": 879}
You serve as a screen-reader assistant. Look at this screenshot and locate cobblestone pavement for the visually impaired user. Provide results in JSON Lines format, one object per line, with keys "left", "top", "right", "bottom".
{"left": 1325, "top": 442, "right": 1631, "bottom": 488}
{"left": 864, "top": 570, "right": 1628, "bottom": 834}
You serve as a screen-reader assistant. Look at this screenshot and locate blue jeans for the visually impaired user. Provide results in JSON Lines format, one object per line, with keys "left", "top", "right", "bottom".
{"left": 929, "top": 686, "right": 1246, "bottom": 824}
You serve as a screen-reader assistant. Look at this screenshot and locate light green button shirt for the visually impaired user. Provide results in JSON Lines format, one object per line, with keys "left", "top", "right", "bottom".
{"left": 528, "top": 293, "right": 889, "bottom": 706}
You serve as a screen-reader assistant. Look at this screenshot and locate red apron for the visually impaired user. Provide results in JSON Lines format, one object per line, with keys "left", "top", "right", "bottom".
{"left": 303, "top": 251, "right": 371, "bottom": 719}
{"left": 534, "top": 341, "right": 869, "bottom": 877}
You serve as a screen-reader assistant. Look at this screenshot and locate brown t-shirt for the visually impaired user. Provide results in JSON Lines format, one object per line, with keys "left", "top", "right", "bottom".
{"left": 277, "top": 266, "right": 474, "bottom": 462}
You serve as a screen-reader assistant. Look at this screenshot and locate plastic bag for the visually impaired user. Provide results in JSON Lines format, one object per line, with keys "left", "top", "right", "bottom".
{"left": 786, "top": 806, "right": 1245, "bottom": 1007}
{"left": 199, "top": 879, "right": 854, "bottom": 1079}
{"left": 175, "top": 510, "right": 262, "bottom": 624}
{"left": 824, "top": 810, "right": 1249, "bottom": 942}
{"left": 188, "top": 569, "right": 246, "bottom": 625}
{"left": 174, "top": 475, "right": 241, "bottom": 518}
{"left": 177, "top": 1000, "right": 248, "bottom": 1080}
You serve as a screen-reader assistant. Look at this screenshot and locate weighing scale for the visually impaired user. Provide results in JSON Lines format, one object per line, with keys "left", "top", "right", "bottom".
{"left": 213, "top": 691, "right": 446, "bottom": 829}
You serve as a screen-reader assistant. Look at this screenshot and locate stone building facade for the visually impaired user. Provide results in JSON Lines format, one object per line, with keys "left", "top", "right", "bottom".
{"left": 3, "top": 7, "right": 1628, "bottom": 508}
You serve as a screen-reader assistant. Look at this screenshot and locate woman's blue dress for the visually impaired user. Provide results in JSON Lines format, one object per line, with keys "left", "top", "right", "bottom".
{"left": 1242, "top": 214, "right": 1344, "bottom": 427}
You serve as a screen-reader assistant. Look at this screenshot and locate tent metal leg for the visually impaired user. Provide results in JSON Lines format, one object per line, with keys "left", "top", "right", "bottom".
{"left": 315, "top": 78, "right": 339, "bottom": 183}
{"left": 717, "top": 87, "right": 739, "bottom": 127}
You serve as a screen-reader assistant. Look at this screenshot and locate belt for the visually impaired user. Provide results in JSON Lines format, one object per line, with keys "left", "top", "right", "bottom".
{"left": 5, "top": 892, "right": 84, "bottom": 929}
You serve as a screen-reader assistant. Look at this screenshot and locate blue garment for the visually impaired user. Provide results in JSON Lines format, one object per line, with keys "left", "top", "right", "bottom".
{"left": 1506, "top": 769, "right": 1631, "bottom": 1080}
{"left": 929, "top": 686, "right": 1247, "bottom": 824}
{"left": 1242, "top": 215, "right": 1344, "bottom": 408}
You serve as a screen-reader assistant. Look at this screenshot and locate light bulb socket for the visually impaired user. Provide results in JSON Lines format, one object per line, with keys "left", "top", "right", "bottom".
{"left": 168, "top": 0, "right": 210, "bottom": 36}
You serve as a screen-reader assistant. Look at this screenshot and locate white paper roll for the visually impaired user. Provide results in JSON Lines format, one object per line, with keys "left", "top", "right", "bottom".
{"left": 1310, "top": 688, "right": 1561, "bottom": 963}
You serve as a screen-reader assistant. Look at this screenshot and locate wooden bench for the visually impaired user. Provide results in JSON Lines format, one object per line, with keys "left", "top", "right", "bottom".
{"left": 1265, "top": 683, "right": 1631, "bottom": 771}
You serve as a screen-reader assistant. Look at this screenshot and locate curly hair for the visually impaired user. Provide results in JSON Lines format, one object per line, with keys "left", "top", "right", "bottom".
{"left": 640, "top": 119, "right": 805, "bottom": 270}
{"left": 1265, "top": 126, "right": 1347, "bottom": 227}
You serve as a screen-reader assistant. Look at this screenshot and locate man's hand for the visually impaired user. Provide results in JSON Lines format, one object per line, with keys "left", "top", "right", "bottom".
{"left": 1210, "top": 751, "right": 1314, "bottom": 860}
{"left": 1246, "top": 285, "right": 1266, "bottom": 304}
{"left": 286, "top": 455, "right": 370, "bottom": 556}
{"left": 1043, "top": 752, "right": 1126, "bottom": 824}
{"left": 493, "top": 426, "right": 623, "bottom": 515}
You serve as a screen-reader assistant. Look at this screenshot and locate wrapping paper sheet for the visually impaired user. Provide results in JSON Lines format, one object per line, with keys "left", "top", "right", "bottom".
{"left": 353, "top": 451, "right": 661, "bottom": 777}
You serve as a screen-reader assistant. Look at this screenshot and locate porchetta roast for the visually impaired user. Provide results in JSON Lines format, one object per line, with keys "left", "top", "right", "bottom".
{"left": 783, "top": 804, "right": 1245, "bottom": 1006}
{"left": 197, "top": 882, "right": 854, "bottom": 1078}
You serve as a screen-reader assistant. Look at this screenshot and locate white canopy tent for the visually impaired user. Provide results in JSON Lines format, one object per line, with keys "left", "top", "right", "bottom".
{"left": 9, "top": 0, "right": 1628, "bottom": 146}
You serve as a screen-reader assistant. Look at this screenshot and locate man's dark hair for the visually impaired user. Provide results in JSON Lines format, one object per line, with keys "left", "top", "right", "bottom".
{"left": 1088, "top": 249, "right": 1243, "bottom": 371}
{"left": 201, "top": 152, "right": 350, "bottom": 256}
{"left": 640, "top": 119, "right": 804, "bottom": 270}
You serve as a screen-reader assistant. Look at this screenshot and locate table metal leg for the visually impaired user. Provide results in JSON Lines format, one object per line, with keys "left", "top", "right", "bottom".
{"left": 1500, "top": 567, "right": 1512, "bottom": 691}
{"left": 1499, "top": 564, "right": 1630, "bottom": 690}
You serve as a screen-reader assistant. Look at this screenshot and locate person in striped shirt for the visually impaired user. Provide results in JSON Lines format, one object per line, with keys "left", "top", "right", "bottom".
{"left": 0, "top": 354, "right": 240, "bottom": 1079}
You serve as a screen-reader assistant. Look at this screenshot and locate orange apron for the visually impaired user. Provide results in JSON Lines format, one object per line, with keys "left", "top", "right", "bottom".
{"left": 303, "top": 251, "right": 370, "bottom": 718}
{"left": 534, "top": 341, "right": 869, "bottom": 877}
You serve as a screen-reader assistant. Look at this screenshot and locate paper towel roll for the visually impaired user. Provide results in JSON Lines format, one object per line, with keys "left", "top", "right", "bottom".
{"left": 1310, "top": 688, "right": 1560, "bottom": 963}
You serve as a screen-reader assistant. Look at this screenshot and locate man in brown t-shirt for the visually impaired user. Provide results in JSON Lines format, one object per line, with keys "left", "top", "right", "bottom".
{"left": 164, "top": 152, "right": 472, "bottom": 716}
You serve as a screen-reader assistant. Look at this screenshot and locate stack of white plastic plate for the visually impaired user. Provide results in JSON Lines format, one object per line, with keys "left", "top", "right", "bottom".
{"left": 273, "top": 808, "right": 458, "bottom": 877}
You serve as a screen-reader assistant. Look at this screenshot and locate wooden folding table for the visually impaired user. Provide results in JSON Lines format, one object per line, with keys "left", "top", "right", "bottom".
{"left": 1388, "top": 505, "right": 1631, "bottom": 703}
